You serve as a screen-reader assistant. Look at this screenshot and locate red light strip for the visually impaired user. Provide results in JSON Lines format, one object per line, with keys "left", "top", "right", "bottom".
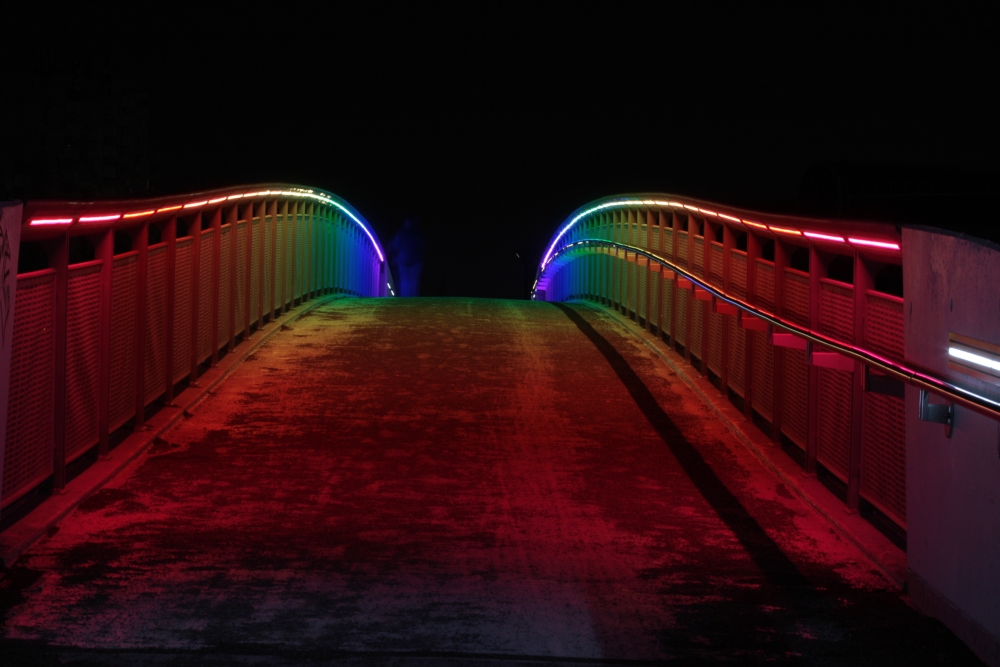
{"left": 719, "top": 213, "right": 741, "bottom": 223}
{"left": 803, "top": 231, "right": 845, "bottom": 242}
{"left": 123, "top": 210, "right": 155, "bottom": 219}
{"left": 769, "top": 225, "right": 801, "bottom": 236}
{"left": 743, "top": 220, "right": 768, "bottom": 230}
{"left": 849, "top": 237, "right": 900, "bottom": 250}
{"left": 157, "top": 205, "right": 182, "bottom": 213}
{"left": 208, "top": 197, "right": 227, "bottom": 204}
{"left": 79, "top": 214, "right": 121, "bottom": 223}
{"left": 183, "top": 200, "right": 208, "bottom": 209}
{"left": 30, "top": 218, "right": 73, "bottom": 226}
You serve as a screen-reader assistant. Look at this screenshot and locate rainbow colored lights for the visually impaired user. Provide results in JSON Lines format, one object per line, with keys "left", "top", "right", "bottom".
{"left": 25, "top": 186, "right": 385, "bottom": 264}
{"left": 540, "top": 196, "right": 901, "bottom": 270}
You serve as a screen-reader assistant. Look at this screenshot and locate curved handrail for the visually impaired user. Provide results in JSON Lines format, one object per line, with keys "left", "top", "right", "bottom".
{"left": 538, "top": 193, "right": 901, "bottom": 273}
{"left": 20, "top": 183, "right": 388, "bottom": 267}
{"left": 542, "top": 238, "right": 1000, "bottom": 423}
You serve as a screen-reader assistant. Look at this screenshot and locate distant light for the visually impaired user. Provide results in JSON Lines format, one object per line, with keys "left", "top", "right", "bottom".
{"left": 157, "top": 205, "right": 182, "bottom": 213}
{"left": 804, "top": 231, "right": 845, "bottom": 242}
{"left": 183, "top": 201, "right": 208, "bottom": 209}
{"left": 123, "top": 210, "right": 155, "bottom": 219}
{"left": 769, "top": 225, "right": 801, "bottom": 236}
{"left": 30, "top": 218, "right": 73, "bottom": 226}
{"left": 849, "top": 237, "right": 900, "bottom": 250}
{"left": 208, "top": 197, "right": 227, "bottom": 204}
{"left": 79, "top": 214, "right": 122, "bottom": 223}
{"left": 719, "top": 213, "right": 741, "bottom": 223}
{"left": 227, "top": 194, "right": 245, "bottom": 200}
{"left": 743, "top": 220, "right": 768, "bottom": 230}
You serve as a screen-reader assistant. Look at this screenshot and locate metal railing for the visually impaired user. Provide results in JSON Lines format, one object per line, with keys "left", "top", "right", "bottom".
{"left": 2, "top": 185, "right": 392, "bottom": 511}
{"left": 534, "top": 194, "right": 996, "bottom": 533}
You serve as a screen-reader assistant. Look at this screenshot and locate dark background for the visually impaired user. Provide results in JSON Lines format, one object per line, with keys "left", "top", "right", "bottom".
{"left": 3, "top": 7, "right": 997, "bottom": 297}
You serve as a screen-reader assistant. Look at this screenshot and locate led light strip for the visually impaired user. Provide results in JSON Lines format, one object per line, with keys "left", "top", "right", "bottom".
{"left": 950, "top": 347, "right": 1000, "bottom": 373}
{"left": 540, "top": 196, "right": 901, "bottom": 270}
{"left": 539, "top": 239, "right": 1000, "bottom": 420}
{"left": 24, "top": 186, "right": 386, "bottom": 264}
{"left": 79, "top": 214, "right": 121, "bottom": 223}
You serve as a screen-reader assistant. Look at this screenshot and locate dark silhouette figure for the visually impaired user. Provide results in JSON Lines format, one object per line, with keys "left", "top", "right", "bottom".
{"left": 389, "top": 218, "right": 426, "bottom": 297}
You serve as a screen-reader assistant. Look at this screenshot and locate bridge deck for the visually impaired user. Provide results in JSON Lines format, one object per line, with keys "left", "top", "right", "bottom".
{"left": 0, "top": 298, "right": 978, "bottom": 664}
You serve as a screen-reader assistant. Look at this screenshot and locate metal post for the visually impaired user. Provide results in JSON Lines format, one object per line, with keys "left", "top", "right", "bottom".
{"left": 242, "top": 202, "right": 253, "bottom": 339}
{"left": 290, "top": 200, "right": 298, "bottom": 306}
{"left": 51, "top": 233, "right": 69, "bottom": 490}
{"left": 189, "top": 212, "right": 203, "bottom": 383}
{"left": 656, "top": 210, "right": 666, "bottom": 336}
{"left": 720, "top": 221, "right": 734, "bottom": 394}
{"left": 744, "top": 228, "right": 761, "bottom": 420}
{"left": 805, "top": 243, "right": 823, "bottom": 474}
{"left": 210, "top": 208, "right": 222, "bottom": 365}
{"left": 97, "top": 229, "right": 113, "bottom": 458}
{"left": 279, "top": 200, "right": 289, "bottom": 314}
{"left": 226, "top": 205, "right": 238, "bottom": 353}
{"left": 164, "top": 216, "right": 177, "bottom": 404}
{"left": 267, "top": 199, "right": 278, "bottom": 322}
{"left": 772, "top": 238, "right": 790, "bottom": 444}
{"left": 133, "top": 221, "right": 149, "bottom": 430}
{"left": 669, "top": 212, "right": 679, "bottom": 348}
{"left": 848, "top": 251, "right": 874, "bottom": 511}
{"left": 700, "top": 219, "right": 711, "bottom": 377}
{"left": 645, "top": 209, "right": 653, "bottom": 331}
{"left": 684, "top": 216, "right": 694, "bottom": 364}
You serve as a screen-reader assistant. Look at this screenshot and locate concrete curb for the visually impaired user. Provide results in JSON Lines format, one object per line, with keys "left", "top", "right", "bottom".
{"left": 0, "top": 294, "right": 349, "bottom": 567}
{"left": 576, "top": 299, "right": 908, "bottom": 590}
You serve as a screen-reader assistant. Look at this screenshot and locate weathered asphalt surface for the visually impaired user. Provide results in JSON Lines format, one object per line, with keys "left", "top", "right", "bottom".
{"left": 0, "top": 298, "right": 981, "bottom": 665}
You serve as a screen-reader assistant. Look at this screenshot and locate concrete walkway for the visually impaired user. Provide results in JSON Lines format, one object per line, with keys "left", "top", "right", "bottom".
{"left": 0, "top": 298, "right": 981, "bottom": 665}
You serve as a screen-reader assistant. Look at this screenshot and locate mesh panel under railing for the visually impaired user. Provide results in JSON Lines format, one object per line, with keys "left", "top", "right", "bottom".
{"left": 66, "top": 262, "right": 102, "bottom": 463}
{"left": 691, "top": 298, "right": 704, "bottom": 359}
{"left": 817, "top": 278, "right": 854, "bottom": 482}
{"left": 109, "top": 253, "right": 138, "bottom": 431}
{"left": 661, "top": 273, "right": 672, "bottom": 338}
{"left": 638, "top": 262, "right": 647, "bottom": 322}
{"left": 144, "top": 245, "right": 168, "bottom": 406}
{"left": 755, "top": 260, "right": 775, "bottom": 312}
{"left": 197, "top": 231, "right": 214, "bottom": 363}
{"left": 217, "top": 225, "right": 232, "bottom": 349}
{"left": 693, "top": 237, "right": 704, "bottom": 277}
{"left": 708, "top": 310, "right": 723, "bottom": 375}
{"left": 236, "top": 222, "right": 247, "bottom": 335}
{"left": 862, "top": 289, "right": 906, "bottom": 527}
{"left": 818, "top": 368, "right": 853, "bottom": 482}
{"left": 250, "top": 219, "right": 261, "bottom": 323}
{"left": 730, "top": 251, "right": 747, "bottom": 299}
{"left": 781, "top": 269, "right": 811, "bottom": 450}
{"left": 173, "top": 239, "right": 193, "bottom": 383}
{"left": 2, "top": 271, "right": 55, "bottom": 508}
{"left": 676, "top": 288, "right": 688, "bottom": 346}
{"left": 710, "top": 243, "right": 723, "bottom": 287}
{"left": 729, "top": 318, "right": 746, "bottom": 397}
{"left": 752, "top": 330, "right": 774, "bottom": 421}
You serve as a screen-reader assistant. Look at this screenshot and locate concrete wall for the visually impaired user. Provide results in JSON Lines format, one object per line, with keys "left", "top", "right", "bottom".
{"left": 905, "top": 227, "right": 1000, "bottom": 666}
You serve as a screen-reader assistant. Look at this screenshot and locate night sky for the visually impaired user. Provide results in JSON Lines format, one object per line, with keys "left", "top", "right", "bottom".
{"left": 6, "top": 8, "right": 997, "bottom": 297}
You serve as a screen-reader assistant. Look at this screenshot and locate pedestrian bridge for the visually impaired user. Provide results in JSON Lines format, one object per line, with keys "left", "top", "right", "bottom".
{"left": 0, "top": 186, "right": 998, "bottom": 665}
